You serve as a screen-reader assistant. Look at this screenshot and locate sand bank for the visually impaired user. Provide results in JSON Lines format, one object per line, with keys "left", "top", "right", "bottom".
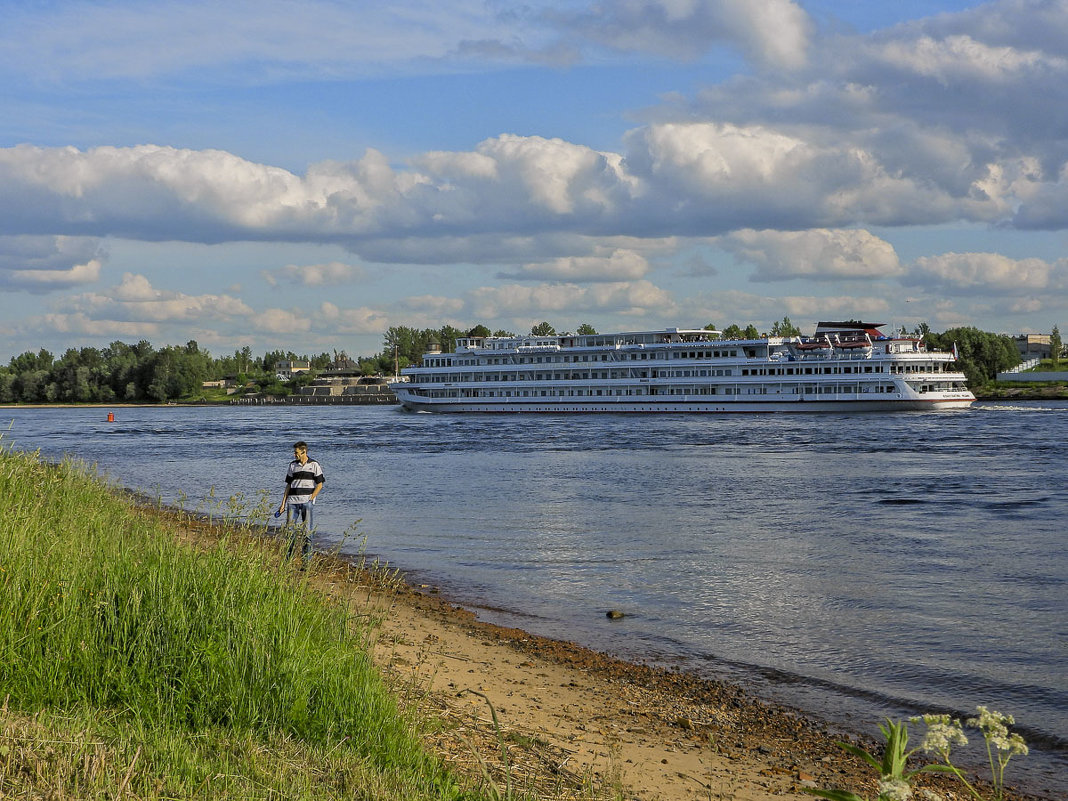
{"left": 163, "top": 510, "right": 1042, "bottom": 801}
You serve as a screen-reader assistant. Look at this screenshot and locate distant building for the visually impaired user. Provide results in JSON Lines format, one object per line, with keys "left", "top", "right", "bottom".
{"left": 275, "top": 360, "right": 311, "bottom": 381}
{"left": 1014, "top": 334, "right": 1052, "bottom": 360}
{"left": 201, "top": 378, "right": 238, "bottom": 395}
{"left": 328, "top": 350, "right": 360, "bottom": 371}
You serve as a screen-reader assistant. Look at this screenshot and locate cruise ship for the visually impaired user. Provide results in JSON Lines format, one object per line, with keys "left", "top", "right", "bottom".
{"left": 390, "top": 321, "right": 975, "bottom": 413}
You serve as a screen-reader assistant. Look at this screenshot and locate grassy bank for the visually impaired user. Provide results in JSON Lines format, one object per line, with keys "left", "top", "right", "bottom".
{"left": 0, "top": 445, "right": 481, "bottom": 799}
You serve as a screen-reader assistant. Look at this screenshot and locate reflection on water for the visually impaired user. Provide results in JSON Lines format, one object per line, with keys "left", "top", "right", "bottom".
{"left": 4, "top": 401, "right": 1067, "bottom": 796}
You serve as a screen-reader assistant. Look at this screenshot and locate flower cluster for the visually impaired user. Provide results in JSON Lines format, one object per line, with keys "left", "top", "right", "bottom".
{"left": 967, "top": 706, "right": 1028, "bottom": 758}
{"left": 910, "top": 713, "right": 969, "bottom": 759}
{"left": 807, "top": 705, "right": 1029, "bottom": 801}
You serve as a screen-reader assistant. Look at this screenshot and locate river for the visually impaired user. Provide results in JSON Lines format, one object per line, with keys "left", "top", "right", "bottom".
{"left": 3, "top": 402, "right": 1065, "bottom": 796}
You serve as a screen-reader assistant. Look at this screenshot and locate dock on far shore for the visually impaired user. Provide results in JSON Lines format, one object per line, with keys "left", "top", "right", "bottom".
{"left": 231, "top": 375, "right": 399, "bottom": 405}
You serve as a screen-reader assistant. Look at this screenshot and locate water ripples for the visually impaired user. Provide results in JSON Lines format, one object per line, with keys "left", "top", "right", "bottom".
{"left": 5, "top": 401, "right": 1067, "bottom": 796}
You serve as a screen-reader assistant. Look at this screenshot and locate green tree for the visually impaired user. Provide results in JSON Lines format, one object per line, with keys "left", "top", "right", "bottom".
{"left": 770, "top": 316, "right": 801, "bottom": 337}
{"left": 438, "top": 325, "right": 465, "bottom": 353}
{"left": 743, "top": 324, "right": 760, "bottom": 339}
{"left": 1051, "top": 325, "right": 1062, "bottom": 366}
{"left": 531, "top": 321, "right": 556, "bottom": 336}
{"left": 0, "top": 373, "right": 15, "bottom": 403}
{"left": 8, "top": 348, "right": 53, "bottom": 374}
{"left": 928, "top": 327, "right": 1020, "bottom": 387}
{"left": 720, "top": 324, "right": 744, "bottom": 339}
{"left": 468, "top": 324, "right": 492, "bottom": 338}
{"left": 576, "top": 323, "right": 597, "bottom": 335}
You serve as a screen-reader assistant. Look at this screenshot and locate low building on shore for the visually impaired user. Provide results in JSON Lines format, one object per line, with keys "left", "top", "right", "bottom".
{"left": 1014, "top": 334, "right": 1052, "bottom": 360}
{"left": 286, "top": 373, "right": 398, "bottom": 404}
{"left": 275, "top": 360, "right": 311, "bottom": 381}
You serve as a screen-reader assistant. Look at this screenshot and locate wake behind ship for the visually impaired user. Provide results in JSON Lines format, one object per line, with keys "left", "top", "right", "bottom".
{"left": 390, "top": 321, "right": 975, "bottom": 413}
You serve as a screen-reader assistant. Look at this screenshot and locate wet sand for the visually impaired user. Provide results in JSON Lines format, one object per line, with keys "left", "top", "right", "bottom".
{"left": 164, "top": 509, "right": 1045, "bottom": 801}
{"left": 310, "top": 552, "right": 1047, "bottom": 801}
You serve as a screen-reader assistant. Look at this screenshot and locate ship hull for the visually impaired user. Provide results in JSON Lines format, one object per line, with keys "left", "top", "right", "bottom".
{"left": 393, "top": 394, "right": 974, "bottom": 414}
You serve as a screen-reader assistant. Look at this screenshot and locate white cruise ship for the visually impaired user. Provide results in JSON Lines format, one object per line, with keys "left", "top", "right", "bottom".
{"left": 390, "top": 321, "right": 975, "bottom": 413}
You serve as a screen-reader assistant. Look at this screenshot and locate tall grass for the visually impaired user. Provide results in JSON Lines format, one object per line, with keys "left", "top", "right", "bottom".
{"left": 0, "top": 444, "right": 469, "bottom": 799}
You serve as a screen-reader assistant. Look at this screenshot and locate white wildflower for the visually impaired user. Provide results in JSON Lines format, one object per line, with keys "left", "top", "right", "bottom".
{"left": 993, "top": 731, "right": 1029, "bottom": 757}
{"left": 914, "top": 714, "right": 968, "bottom": 756}
{"left": 878, "top": 777, "right": 913, "bottom": 801}
{"left": 967, "top": 705, "right": 1012, "bottom": 736}
{"left": 967, "top": 706, "right": 1028, "bottom": 756}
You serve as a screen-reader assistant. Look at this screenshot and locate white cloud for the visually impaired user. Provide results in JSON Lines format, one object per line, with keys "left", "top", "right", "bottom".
{"left": 909, "top": 252, "right": 1063, "bottom": 295}
{"left": 254, "top": 307, "right": 312, "bottom": 334}
{"left": 466, "top": 280, "right": 675, "bottom": 320}
{"left": 32, "top": 312, "right": 160, "bottom": 338}
{"left": 71, "top": 273, "right": 254, "bottom": 322}
{"left": 0, "top": 235, "right": 104, "bottom": 291}
{"left": 717, "top": 229, "right": 903, "bottom": 281}
{"left": 872, "top": 34, "right": 1065, "bottom": 84}
{"left": 0, "top": 119, "right": 1054, "bottom": 252}
{"left": 264, "top": 261, "right": 367, "bottom": 287}
{"left": 553, "top": 0, "right": 812, "bottom": 70}
{"left": 8, "top": 258, "right": 102, "bottom": 290}
{"left": 317, "top": 302, "right": 393, "bottom": 335}
{"left": 400, "top": 294, "right": 466, "bottom": 316}
{"left": 502, "top": 250, "right": 649, "bottom": 282}
{"left": 674, "top": 288, "right": 892, "bottom": 332}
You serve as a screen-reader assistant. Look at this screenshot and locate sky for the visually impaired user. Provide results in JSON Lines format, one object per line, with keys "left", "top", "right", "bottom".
{"left": 1, "top": 0, "right": 1067, "bottom": 363}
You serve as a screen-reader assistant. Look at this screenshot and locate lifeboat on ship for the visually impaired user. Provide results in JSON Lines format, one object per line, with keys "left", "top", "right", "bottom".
{"left": 795, "top": 336, "right": 832, "bottom": 351}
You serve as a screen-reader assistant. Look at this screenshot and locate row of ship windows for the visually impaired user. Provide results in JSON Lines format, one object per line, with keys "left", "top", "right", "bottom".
{"left": 423, "top": 350, "right": 744, "bottom": 368}
{"left": 413, "top": 384, "right": 910, "bottom": 399}
{"left": 420, "top": 360, "right": 949, "bottom": 376}
{"left": 418, "top": 361, "right": 954, "bottom": 382}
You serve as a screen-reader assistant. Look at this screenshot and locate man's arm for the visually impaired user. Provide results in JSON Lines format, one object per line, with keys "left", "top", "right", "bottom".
{"left": 308, "top": 463, "right": 324, "bottom": 502}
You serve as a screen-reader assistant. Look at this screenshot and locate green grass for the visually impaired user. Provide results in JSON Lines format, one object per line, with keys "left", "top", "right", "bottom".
{"left": 0, "top": 444, "right": 478, "bottom": 799}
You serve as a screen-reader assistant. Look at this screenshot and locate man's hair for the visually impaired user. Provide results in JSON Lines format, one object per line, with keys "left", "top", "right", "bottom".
{"left": 293, "top": 441, "right": 308, "bottom": 451}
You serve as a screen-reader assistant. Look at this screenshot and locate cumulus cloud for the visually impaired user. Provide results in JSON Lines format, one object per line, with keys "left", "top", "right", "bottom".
{"left": 0, "top": 235, "right": 104, "bottom": 291}
{"left": 0, "top": 117, "right": 1051, "bottom": 252}
{"left": 262, "top": 261, "right": 367, "bottom": 287}
{"left": 71, "top": 272, "right": 254, "bottom": 322}
{"left": 319, "top": 302, "right": 394, "bottom": 335}
{"left": 717, "top": 228, "right": 903, "bottom": 282}
{"left": 8, "top": 259, "right": 102, "bottom": 290}
{"left": 674, "top": 288, "right": 892, "bottom": 332}
{"left": 500, "top": 249, "right": 649, "bottom": 282}
{"left": 872, "top": 33, "right": 1065, "bottom": 84}
{"left": 552, "top": 0, "right": 812, "bottom": 70}
{"left": 254, "top": 308, "right": 312, "bottom": 334}
{"left": 31, "top": 312, "right": 160, "bottom": 339}
{"left": 466, "top": 279, "right": 675, "bottom": 320}
{"left": 909, "top": 252, "right": 1064, "bottom": 295}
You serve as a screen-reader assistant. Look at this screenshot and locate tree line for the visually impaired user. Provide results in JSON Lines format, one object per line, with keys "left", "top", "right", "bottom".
{"left": 0, "top": 341, "right": 337, "bottom": 404}
{"left": 0, "top": 320, "right": 1037, "bottom": 404}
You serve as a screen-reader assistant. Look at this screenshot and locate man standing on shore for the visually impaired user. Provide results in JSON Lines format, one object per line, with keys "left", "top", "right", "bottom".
{"left": 278, "top": 441, "right": 324, "bottom": 564}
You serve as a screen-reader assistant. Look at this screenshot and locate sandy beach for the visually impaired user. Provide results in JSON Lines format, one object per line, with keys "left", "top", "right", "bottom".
{"left": 306, "top": 550, "right": 1045, "bottom": 801}
{"left": 160, "top": 509, "right": 1046, "bottom": 801}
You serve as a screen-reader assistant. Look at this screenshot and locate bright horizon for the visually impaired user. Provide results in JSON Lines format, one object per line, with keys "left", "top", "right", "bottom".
{"left": 1, "top": 0, "right": 1065, "bottom": 362}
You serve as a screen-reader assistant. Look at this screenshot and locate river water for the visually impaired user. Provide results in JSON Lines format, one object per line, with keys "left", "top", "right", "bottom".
{"left": 3, "top": 403, "right": 1066, "bottom": 796}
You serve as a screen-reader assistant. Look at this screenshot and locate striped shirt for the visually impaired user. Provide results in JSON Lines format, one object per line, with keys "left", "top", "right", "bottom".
{"left": 284, "top": 458, "right": 324, "bottom": 504}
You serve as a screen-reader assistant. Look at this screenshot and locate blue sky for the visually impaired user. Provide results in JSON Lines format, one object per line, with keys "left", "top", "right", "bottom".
{"left": 1, "top": 0, "right": 1066, "bottom": 362}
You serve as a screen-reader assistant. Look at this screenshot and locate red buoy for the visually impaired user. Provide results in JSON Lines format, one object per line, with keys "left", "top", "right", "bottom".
{"left": 107, "top": 412, "right": 115, "bottom": 422}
